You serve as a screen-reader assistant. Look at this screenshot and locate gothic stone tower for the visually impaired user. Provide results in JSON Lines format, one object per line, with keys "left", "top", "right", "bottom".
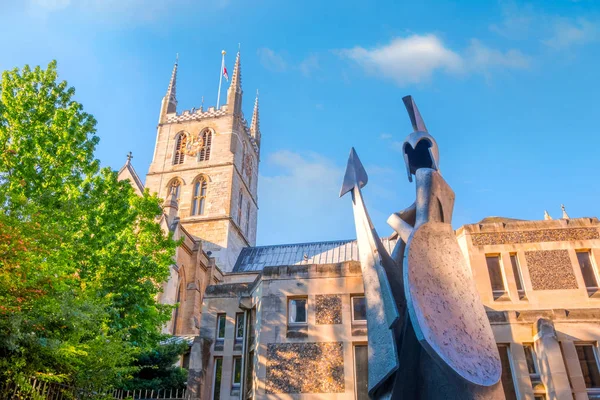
{"left": 145, "top": 52, "right": 261, "bottom": 272}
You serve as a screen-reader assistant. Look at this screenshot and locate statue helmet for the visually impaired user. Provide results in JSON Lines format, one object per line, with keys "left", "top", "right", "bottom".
{"left": 401, "top": 96, "right": 439, "bottom": 182}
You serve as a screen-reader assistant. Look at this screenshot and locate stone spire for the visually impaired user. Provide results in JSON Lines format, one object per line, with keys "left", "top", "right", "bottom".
{"left": 159, "top": 56, "right": 178, "bottom": 123}
{"left": 561, "top": 204, "right": 570, "bottom": 219}
{"left": 250, "top": 89, "right": 261, "bottom": 146}
{"left": 227, "top": 51, "right": 243, "bottom": 117}
{"left": 544, "top": 210, "right": 552, "bottom": 220}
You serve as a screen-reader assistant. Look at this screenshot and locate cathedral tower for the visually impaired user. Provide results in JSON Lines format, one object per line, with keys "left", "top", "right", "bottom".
{"left": 146, "top": 53, "right": 260, "bottom": 272}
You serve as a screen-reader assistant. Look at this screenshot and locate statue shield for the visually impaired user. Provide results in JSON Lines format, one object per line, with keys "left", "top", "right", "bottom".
{"left": 404, "top": 221, "right": 502, "bottom": 387}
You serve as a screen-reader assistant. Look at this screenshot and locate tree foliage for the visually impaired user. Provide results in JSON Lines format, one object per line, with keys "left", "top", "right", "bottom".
{"left": 0, "top": 61, "right": 177, "bottom": 389}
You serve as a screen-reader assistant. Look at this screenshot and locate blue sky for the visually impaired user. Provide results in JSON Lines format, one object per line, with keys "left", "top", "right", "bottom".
{"left": 1, "top": 0, "right": 599, "bottom": 246}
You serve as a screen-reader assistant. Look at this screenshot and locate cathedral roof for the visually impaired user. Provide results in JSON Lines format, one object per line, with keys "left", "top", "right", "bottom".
{"left": 232, "top": 237, "right": 397, "bottom": 273}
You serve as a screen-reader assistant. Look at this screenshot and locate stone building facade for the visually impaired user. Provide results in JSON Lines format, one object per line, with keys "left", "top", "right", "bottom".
{"left": 118, "top": 55, "right": 600, "bottom": 400}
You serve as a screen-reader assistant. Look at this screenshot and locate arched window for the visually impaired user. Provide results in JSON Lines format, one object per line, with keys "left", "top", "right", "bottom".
{"left": 191, "top": 176, "right": 208, "bottom": 215}
{"left": 167, "top": 178, "right": 182, "bottom": 200}
{"left": 173, "top": 133, "right": 187, "bottom": 165}
{"left": 198, "top": 129, "right": 212, "bottom": 162}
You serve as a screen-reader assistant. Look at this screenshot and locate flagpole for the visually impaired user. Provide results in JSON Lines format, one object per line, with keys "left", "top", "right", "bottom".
{"left": 216, "top": 50, "right": 226, "bottom": 109}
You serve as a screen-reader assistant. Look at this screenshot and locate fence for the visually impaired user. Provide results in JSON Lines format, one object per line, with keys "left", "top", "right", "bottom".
{"left": 0, "top": 379, "right": 189, "bottom": 400}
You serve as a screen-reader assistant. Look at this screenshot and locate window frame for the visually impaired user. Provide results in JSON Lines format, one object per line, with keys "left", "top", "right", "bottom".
{"left": 509, "top": 253, "right": 526, "bottom": 299}
{"left": 212, "top": 357, "right": 223, "bottom": 400}
{"left": 235, "top": 313, "right": 245, "bottom": 341}
{"left": 237, "top": 191, "right": 243, "bottom": 225}
{"left": 523, "top": 343, "right": 541, "bottom": 384}
{"left": 288, "top": 297, "right": 308, "bottom": 325}
{"left": 232, "top": 356, "right": 243, "bottom": 388}
{"left": 351, "top": 295, "right": 367, "bottom": 323}
{"left": 576, "top": 250, "right": 600, "bottom": 291}
{"left": 198, "top": 129, "right": 213, "bottom": 162}
{"left": 245, "top": 201, "right": 251, "bottom": 236}
{"left": 191, "top": 176, "right": 208, "bottom": 216}
{"left": 497, "top": 343, "right": 519, "bottom": 400}
{"left": 353, "top": 343, "right": 369, "bottom": 400}
{"left": 486, "top": 254, "right": 508, "bottom": 299}
{"left": 575, "top": 342, "right": 600, "bottom": 391}
{"left": 166, "top": 178, "right": 182, "bottom": 201}
{"left": 216, "top": 313, "right": 226, "bottom": 340}
{"left": 173, "top": 132, "right": 187, "bottom": 165}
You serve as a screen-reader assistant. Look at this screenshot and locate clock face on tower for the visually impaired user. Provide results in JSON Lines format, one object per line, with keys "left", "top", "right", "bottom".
{"left": 181, "top": 131, "right": 205, "bottom": 156}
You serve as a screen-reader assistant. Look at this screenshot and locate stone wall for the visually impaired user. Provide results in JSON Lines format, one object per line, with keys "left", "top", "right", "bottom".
{"left": 315, "top": 295, "right": 343, "bottom": 325}
{"left": 471, "top": 228, "right": 599, "bottom": 246}
{"left": 265, "top": 342, "right": 345, "bottom": 394}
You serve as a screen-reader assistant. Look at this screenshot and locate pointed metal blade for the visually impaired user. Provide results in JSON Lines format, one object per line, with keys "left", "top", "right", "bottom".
{"left": 339, "top": 147, "right": 368, "bottom": 197}
{"left": 402, "top": 95, "right": 428, "bottom": 133}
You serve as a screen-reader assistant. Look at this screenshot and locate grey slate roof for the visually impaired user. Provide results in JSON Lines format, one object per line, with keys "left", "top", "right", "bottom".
{"left": 232, "top": 238, "right": 397, "bottom": 272}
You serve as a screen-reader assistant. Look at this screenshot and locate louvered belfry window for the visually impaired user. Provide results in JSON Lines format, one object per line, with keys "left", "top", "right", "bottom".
{"left": 198, "top": 129, "right": 212, "bottom": 161}
{"left": 173, "top": 133, "right": 186, "bottom": 165}
{"left": 191, "top": 176, "right": 207, "bottom": 216}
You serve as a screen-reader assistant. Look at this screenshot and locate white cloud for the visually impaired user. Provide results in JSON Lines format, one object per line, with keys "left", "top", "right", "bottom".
{"left": 543, "top": 18, "right": 599, "bottom": 49}
{"left": 257, "top": 48, "right": 287, "bottom": 72}
{"left": 339, "top": 35, "right": 463, "bottom": 85}
{"left": 339, "top": 34, "right": 530, "bottom": 86}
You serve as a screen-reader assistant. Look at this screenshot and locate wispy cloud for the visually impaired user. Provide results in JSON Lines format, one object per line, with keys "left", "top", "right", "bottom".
{"left": 257, "top": 48, "right": 287, "bottom": 72}
{"left": 543, "top": 18, "right": 599, "bottom": 49}
{"left": 380, "top": 133, "right": 393, "bottom": 140}
{"left": 338, "top": 34, "right": 530, "bottom": 86}
{"left": 299, "top": 54, "right": 320, "bottom": 77}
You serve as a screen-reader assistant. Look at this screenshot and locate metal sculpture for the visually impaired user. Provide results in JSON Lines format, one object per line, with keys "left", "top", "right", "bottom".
{"left": 341, "top": 96, "right": 505, "bottom": 399}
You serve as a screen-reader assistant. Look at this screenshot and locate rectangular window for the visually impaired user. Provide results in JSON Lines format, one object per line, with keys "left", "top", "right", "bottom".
{"left": 245, "top": 201, "right": 251, "bottom": 236}
{"left": 486, "top": 255, "right": 507, "bottom": 298}
{"left": 288, "top": 297, "right": 307, "bottom": 324}
{"left": 216, "top": 314, "right": 226, "bottom": 340}
{"left": 213, "top": 357, "right": 223, "bottom": 400}
{"left": 577, "top": 251, "right": 599, "bottom": 290}
{"left": 237, "top": 193, "right": 243, "bottom": 225}
{"left": 232, "top": 356, "right": 242, "bottom": 387}
{"left": 351, "top": 295, "right": 367, "bottom": 322}
{"left": 246, "top": 350, "right": 254, "bottom": 398}
{"left": 510, "top": 254, "right": 526, "bottom": 298}
{"left": 498, "top": 344, "right": 518, "bottom": 400}
{"left": 354, "top": 344, "right": 369, "bottom": 400}
{"left": 576, "top": 344, "right": 600, "bottom": 389}
{"left": 235, "top": 313, "right": 245, "bottom": 340}
{"left": 523, "top": 343, "right": 541, "bottom": 384}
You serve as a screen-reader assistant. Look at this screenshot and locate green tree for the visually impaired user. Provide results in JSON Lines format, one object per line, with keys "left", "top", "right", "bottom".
{"left": 0, "top": 61, "right": 177, "bottom": 390}
{"left": 121, "top": 340, "right": 188, "bottom": 392}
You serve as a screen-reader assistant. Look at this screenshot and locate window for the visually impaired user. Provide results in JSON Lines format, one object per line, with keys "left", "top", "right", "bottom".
{"left": 173, "top": 133, "right": 187, "bottom": 165}
{"left": 212, "top": 358, "right": 223, "bottom": 400}
{"left": 523, "top": 343, "right": 541, "bottom": 384}
{"left": 235, "top": 313, "right": 245, "bottom": 340}
{"left": 167, "top": 179, "right": 182, "bottom": 200}
{"left": 172, "top": 281, "right": 183, "bottom": 335}
{"left": 245, "top": 201, "right": 251, "bottom": 236}
{"left": 577, "top": 251, "right": 599, "bottom": 290}
{"left": 191, "top": 176, "right": 207, "bottom": 216}
{"left": 351, "top": 295, "right": 367, "bottom": 322}
{"left": 486, "top": 255, "right": 507, "bottom": 298}
{"left": 182, "top": 352, "right": 190, "bottom": 369}
{"left": 576, "top": 344, "right": 600, "bottom": 389}
{"left": 288, "top": 298, "right": 307, "bottom": 324}
{"left": 216, "top": 314, "right": 226, "bottom": 340}
{"left": 245, "top": 351, "right": 254, "bottom": 398}
{"left": 498, "top": 344, "right": 518, "bottom": 400}
{"left": 232, "top": 356, "right": 242, "bottom": 387}
{"left": 510, "top": 254, "right": 526, "bottom": 298}
{"left": 198, "top": 129, "right": 212, "bottom": 161}
{"left": 354, "top": 344, "right": 368, "bottom": 400}
{"left": 237, "top": 192, "right": 243, "bottom": 225}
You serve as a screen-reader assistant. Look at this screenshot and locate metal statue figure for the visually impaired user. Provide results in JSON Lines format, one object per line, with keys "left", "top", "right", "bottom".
{"left": 341, "top": 96, "right": 505, "bottom": 399}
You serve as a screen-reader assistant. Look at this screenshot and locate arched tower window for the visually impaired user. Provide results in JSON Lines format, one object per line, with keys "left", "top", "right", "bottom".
{"left": 173, "top": 132, "right": 187, "bottom": 165}
{"left": 166, "top": 178, "right": 182, "bottom": 200}
{"left": 191, "top": 176, "right": 208, "bottom": 216}
{"left": 198, "top": 129, "right": 212, "bottom": 162}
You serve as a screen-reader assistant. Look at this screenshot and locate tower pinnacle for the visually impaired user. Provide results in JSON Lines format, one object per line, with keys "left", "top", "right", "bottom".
{"left": 250, "top": 89, "right": 261, "bottom": 145}
{"left": 227, "top": 51, "right": 243, "bottom": 117}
